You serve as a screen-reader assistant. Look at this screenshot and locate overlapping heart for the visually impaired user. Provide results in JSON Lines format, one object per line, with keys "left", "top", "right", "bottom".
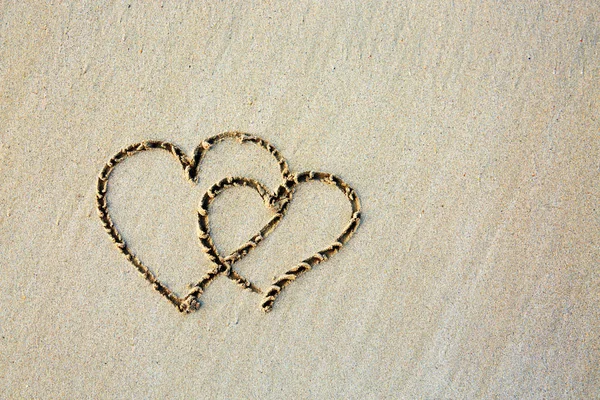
{"left": 96, "top": 132, "right": 361, "bottom": 313}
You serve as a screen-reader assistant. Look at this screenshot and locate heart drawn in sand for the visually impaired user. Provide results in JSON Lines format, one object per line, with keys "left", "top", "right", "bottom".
{"left": 96, "top": 132, "right": 361, "bottom": 314}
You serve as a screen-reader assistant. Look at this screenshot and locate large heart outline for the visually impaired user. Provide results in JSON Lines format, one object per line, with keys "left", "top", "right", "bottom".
{"left": 195, "top": 172, "right": 361, "bottom": 313}
{"left": 96, "top": 132, "right": 294, "bottom": 312}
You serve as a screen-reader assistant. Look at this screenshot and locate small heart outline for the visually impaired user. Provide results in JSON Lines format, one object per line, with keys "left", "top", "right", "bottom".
{"left": 195, "top": 172, "right": 361, "bottom": 313}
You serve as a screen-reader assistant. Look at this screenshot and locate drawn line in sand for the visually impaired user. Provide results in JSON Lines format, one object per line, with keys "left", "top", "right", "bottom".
{"left": 96, "top": 132, "right": 361, "bottom": 313}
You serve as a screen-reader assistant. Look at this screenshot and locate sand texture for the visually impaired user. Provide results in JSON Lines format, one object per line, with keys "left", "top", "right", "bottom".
{"left": 1, "top": 2, "right": 599, "bottom": 398}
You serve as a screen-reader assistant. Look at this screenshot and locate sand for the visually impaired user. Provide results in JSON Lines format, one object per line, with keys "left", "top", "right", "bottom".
{"left": 1, "top": 2, "right": 599, "bottom": 398}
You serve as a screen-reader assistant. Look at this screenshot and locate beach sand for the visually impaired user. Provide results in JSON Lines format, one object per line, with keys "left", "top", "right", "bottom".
{"left": 1, "top": 2, "right": 599, "bottom": 398}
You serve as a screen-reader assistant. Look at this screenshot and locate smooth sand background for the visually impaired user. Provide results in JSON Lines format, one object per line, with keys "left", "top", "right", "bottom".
{"left": 1, "top": 2, "right": 599, "bottom": 398}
